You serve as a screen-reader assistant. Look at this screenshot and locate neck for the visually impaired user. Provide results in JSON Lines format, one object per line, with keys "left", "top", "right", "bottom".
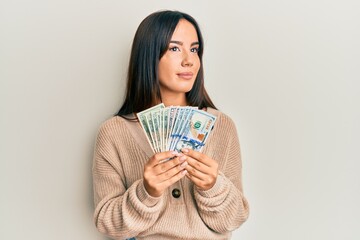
{"left": 160, "top": 92, "right": 187, "bottom": 107}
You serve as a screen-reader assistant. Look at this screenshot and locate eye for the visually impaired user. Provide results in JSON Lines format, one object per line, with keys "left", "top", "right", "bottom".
{"left": 169, "top": 46, "right": 180, "bottom": 52}
{"left": 191, "top": 47, "right": 199, "bottom": 53}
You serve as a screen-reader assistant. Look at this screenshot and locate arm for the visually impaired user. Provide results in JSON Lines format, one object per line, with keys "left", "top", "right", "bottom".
{"left": 183, "top": 119, "right": 249, "bottom": 233}
{"left": 92, "top": 124, "right": 163, "bottom": 239}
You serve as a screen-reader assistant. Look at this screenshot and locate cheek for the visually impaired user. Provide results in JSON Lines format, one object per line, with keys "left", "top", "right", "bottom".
{"left": 159, "top": 57, "right": 177, "bottom": 78}
{"left": 195, "top": 59, "right": 201, "bottom": 74}
{"left": 194, "top": 55, "right": 201, "bottom": 67}
{"left": 158, "top": 62, "right": 169, "bottom": 83}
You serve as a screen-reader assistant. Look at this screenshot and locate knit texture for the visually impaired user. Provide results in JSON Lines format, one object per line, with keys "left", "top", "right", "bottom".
{"left": 92, "top": 108, "right": 249, "bottom": 239}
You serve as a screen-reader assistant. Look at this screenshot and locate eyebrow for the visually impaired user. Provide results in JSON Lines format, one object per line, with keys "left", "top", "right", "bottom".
{"left": 169, "top": 40, "right": 200, "bottom": 46}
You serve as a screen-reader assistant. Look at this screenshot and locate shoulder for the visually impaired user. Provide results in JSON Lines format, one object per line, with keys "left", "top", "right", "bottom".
{"left": 99, "top": 116, "right": 124, "bottom": 131}
{"left": 97, "top": 116, "right": 129, "bottom": 140}
{"left": 207, "top": 108, "right": 237, "bottom": 131}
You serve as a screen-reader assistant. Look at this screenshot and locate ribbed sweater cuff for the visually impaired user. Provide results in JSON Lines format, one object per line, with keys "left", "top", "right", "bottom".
{"left": 136, "top": 179, "right": 163, "bottom": 207}
{"left": 196, "top": 172, "right": 227, "bottom": 198}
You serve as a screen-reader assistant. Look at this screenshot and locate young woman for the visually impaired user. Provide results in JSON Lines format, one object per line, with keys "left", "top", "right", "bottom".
{"left": 92, "top": 10, "right": 249, "bottom": 240}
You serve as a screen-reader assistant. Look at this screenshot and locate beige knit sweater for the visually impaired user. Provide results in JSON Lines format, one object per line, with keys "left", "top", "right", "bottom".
{"left": 92, "top": 108, "right": 249, "bottom": 240}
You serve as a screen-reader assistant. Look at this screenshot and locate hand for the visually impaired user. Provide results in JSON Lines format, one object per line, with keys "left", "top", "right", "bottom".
{"left": 143, "top": 151, "right": 188, "bottom": 197}
{"left": 181, "top": 148, "right": 219, "bottom": 191}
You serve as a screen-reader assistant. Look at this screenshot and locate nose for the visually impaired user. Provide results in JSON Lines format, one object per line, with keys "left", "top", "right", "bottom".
{"left": 181, "top": 51, "right": 193, "bottom": 67}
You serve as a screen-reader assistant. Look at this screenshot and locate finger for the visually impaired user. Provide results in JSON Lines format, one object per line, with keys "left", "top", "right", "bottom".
{"left": 184, "top": 162, "right": 208, "bottom": 181}
{"left": 185, "top": 155, "right": 210, "bottom": 175}
{"left": 157, "top": 160, "right": 188, "bottom": 182}
{"left": 181, "top": 148, "right": 212, "bottom": 167}
{"left": 186, "top": 172, "right": 215, "bottom": 191}
{"left": 158, "top": 169, "right": 188, "bottom": 189}
{"left": 153, "top": 155, "right": 187, "bottom": 175}
{"left": 185, "top": 172, "right": 203, "bottom": 187}
{"left": 148, "top": 151, "right": 179, "bottom": 167}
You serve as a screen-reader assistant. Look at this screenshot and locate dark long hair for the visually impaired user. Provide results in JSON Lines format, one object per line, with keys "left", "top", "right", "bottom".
{"left": 116, "top": 10, "right": 216, "bottom": 117}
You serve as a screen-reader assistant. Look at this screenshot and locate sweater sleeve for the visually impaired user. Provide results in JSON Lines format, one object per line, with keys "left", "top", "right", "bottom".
{"left": 92, "top": 120, "right": 164, "bottom": 239}
{"left": 193, "top": 116, "right": 249, "bottom": 233}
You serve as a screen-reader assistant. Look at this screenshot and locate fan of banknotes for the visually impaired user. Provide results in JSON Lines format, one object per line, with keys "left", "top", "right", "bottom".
{"left": 136, "top": 103, "right": 217, "bottom": 153}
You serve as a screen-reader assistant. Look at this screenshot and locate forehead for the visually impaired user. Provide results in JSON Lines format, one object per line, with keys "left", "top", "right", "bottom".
{"left": 171, "top": 19, "right": 198, "bottom": 41}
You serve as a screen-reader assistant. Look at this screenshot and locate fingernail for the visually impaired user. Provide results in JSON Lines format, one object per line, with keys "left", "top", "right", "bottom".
{"left": 181, "top": 148, "right": 189, "bottom": 153}
{"left": 180, "top": 161, "right": 188, "bottom": 168}
{"left": 179, "top": 155, "right": 187, "bottom": 162}
{"left": 182, "top": 170, "right": 188, "bottom": 175}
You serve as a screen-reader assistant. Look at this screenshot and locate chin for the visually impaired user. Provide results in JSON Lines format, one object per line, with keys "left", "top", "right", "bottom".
{"left": 160, "top": 81, "right": 195, "bottom": 95}
{"left": 180, "top": 85, "right": 195, "bottom": 93}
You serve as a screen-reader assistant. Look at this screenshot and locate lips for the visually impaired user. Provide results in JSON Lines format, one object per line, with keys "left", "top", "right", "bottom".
{"left": 177, "top": 72, "right": 193, "bottom": 80}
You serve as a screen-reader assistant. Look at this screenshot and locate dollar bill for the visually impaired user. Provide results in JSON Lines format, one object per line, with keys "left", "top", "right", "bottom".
{"left": 170, "top": 107, "right": 191, "bottom": 150}
{"left": 137, "top": 113, "right": 155, "bottom": 152}
{"left": 174, "top": 110, "right": 216, "bottom": 152}
{"left": 151, "top": 111, "right": 161, "bottom": 152}
{"left": 137, "top": 104, "right": 216, "bottom": 153}
{"left": 136, "top": 103, "right": 165, "bottom": 153}
{"left": 169, "top": 107, "right": 182, "bottom": 150}
{"left": 172, "top": 107, "right": 194, "bottom": 150}
{"left": 166, "top": 106, "right": 179, "bottom": 149}
{"left": 162, "top": 108, "right": 170, "bottom": 152}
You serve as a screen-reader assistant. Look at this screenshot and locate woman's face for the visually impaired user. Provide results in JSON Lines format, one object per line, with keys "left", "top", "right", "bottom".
{"left": 158, "top": 19, "right": 200, "bottom": 98}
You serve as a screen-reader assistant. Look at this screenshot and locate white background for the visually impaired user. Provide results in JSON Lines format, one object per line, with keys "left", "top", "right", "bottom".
{"left": 1, "top": 0, "right": 359, "bottom": 239}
